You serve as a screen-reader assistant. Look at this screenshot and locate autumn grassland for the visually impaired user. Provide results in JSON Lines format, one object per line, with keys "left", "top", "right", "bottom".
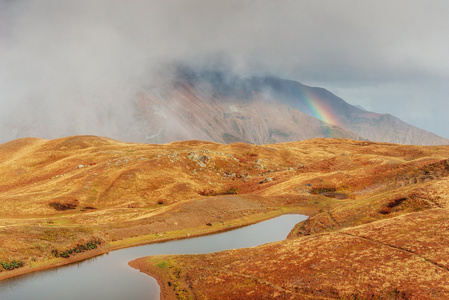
{"left": 1, "top": 136, "right": 449, "bottom": 298}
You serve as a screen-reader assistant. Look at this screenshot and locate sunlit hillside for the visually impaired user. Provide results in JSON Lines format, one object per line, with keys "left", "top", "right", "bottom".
{"left": 1, "top": 135, "right": 449, "bottom": 299}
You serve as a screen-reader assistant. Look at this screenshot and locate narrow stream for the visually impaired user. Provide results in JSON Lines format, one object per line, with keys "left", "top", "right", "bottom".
{"left": 0, "top": 214, "right": 307, "bottom": 300}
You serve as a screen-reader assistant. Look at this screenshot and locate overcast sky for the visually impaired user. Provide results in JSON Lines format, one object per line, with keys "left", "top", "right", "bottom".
{"left": 1, "top": 0, "right": 449, "bottom": 140}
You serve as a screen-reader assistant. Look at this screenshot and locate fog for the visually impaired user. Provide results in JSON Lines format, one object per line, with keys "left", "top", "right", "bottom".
{"left": 1, "top": 0, "right": 449, "bottom": 142}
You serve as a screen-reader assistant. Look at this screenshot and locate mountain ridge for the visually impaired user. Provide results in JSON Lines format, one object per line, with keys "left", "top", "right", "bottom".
{"left": 134, "top": 80, "right": 363, "bottom": 145}
{"left": 133, "top": 67, "right": 448, "bottom": 146}
{"left": 232, "top": 75, "right": 449, "bottom": 145}
{"left": 1, "top": 66, "right": 447, "bottom": 146}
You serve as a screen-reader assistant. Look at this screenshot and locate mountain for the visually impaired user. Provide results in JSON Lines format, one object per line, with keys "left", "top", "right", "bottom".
{"left": 133, "top": 82, "right": 362, "bottom": 145}
{"left": 250, "top": 76, "right": 449, "bottom": 145}
{"left": 132, "top": 67, "right": 449, "bottom": 145}
{"left": 2, "top": 65, "right": 447, "bottom": 146}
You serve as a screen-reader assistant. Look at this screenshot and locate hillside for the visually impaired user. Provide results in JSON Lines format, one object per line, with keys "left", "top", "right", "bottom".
{"left": 1, "top": 135, "right": 449, "bottom": 299}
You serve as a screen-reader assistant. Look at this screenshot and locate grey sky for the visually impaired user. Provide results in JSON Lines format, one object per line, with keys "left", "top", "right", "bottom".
{"left": 1, "top": 0, "right": 449, "bottom": 140}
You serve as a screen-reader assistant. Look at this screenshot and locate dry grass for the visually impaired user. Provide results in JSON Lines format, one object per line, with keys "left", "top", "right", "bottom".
{"left": 3, "top": 135, "right": 449, "bottom": 297}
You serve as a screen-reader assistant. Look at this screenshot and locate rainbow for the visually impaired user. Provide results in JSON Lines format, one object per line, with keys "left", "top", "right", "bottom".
{"left": 303, "top": 91, "right": 340, "bottom": 126}
{"left": 300, "top": 88, "right": 341, "bottom": 127}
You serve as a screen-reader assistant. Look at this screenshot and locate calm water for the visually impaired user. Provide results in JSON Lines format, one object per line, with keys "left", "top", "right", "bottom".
{"left": 0, "top": 214, "right": 307, "bottom": 300}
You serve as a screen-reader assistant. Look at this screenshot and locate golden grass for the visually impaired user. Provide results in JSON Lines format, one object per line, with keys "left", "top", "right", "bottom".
{"left": 2, "top": 135, "right": 449, "bottom": 297}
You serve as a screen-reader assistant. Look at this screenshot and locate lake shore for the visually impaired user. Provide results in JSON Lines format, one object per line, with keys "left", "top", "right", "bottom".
{"left": 0, "top": 207, "right": 308, "bottom": 282}
{"left": 129, "top": 256, "right": 178, "bottom": 300}
{"left": 0, "top": 214, "right": 307, "bottom": 300}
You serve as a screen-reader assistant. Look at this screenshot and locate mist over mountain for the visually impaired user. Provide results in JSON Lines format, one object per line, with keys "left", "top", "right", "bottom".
{"left": 245, "top": 76, "right": 449, "bottom": 145}
{"left": 2, "top": 62, "right": 446, "bottom": 146}
{"left": 2, "top": 1, "right": 449, "bottom": 145}
{"left": 141, "top": 65, "right": 448, "bottom": 145}
{"left": 131, "top": 65, "right": 363, "bottom": 144}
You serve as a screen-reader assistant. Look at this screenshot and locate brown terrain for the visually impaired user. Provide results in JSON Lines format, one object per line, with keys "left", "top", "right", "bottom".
{"left": 2, "top": 135, "right": 449, "bottom": 298}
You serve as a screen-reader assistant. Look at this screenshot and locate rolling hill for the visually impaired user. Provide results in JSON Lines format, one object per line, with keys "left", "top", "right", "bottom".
{"left": 1, "top": 135, "right": 449, "bottom": 299}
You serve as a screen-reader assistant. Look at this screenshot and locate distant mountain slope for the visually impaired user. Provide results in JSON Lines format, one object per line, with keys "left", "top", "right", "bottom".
{"left": 133, "top": 68, "right": 448, "bottom": 145}
{"left": 248, "top": 76, "right": 449, "bottom": 145}
{"left": 1, "top": 65, "right": 447, "bottom": 145}
{"left": 133, "top": 81, "right": 362, "bottom": 144}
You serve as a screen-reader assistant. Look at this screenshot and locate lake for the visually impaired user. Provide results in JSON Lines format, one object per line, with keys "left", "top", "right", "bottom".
{"left": 0, "top": 214, "right": 307, "bottom": 300}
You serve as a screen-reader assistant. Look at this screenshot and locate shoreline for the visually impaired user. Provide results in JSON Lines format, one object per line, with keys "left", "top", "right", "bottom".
{"left": 0, "top": 209, "right": 306, "bottom": 282}
{"left": 128, "top": 256, "right": 178, "bottom": 300}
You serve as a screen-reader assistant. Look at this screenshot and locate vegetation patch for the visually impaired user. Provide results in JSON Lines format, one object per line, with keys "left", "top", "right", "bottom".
{"left": 311, "top": 187, "right": 337, "bottom": 194}
{"left": 80, "top": 206, "right": 96, "bottom": 212}
{"left": 49, "top": 201, "right": 78, "bottom": 211}
{"left": 199, "top": 187, "right": 239, "bottom": 196}
{"left": 320, "top": 192, "right": 348, "bottom": 199}
{"left": 0, "top": 260, "right": 24, "bottom": 271}
{"left": 380, "top": 197, "right": 408, "bottom": 214}
{"left": 155, "top": 260, "right": 171, "bottom": 270}
{"left": 51, "top": 239, "right": 102, "bottom": 258}
{"left": 152, "top": 257, "right": 191, "bottom": 299}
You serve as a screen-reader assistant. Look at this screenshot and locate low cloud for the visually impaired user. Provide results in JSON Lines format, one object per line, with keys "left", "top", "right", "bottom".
{"left": 1, "top": 0, "right": 449, "bottom": 142}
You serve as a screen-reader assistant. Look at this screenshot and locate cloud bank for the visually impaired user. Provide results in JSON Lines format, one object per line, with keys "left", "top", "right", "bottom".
{"left": 1, "top": 0, "right": 449, "bottom": 141}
